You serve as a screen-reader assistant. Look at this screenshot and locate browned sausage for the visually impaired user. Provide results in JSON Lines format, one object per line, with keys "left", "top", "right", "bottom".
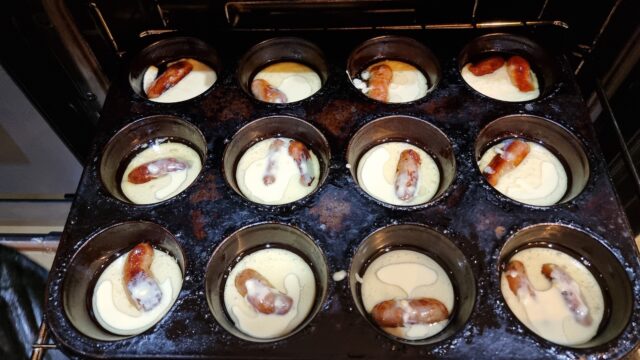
{"left": 235, "top": 268, "right": 293, "bottom": 315}
{"left": 394, "top": 149, "right": 422, "bottom": 201}
{"left": 468, "top": 56, "right": 505, "bottom": 76}
{"left": 506, "top": 56, "right": 535, "bottom": 92}
{"left": 127, "top": 158, "right": 189, "bottom": 184}
{"left": 541, "top": 263, "right": 593, "bottom": 326}
{"left": 482, "top": 139, "right": 531, "bottom": 186}
{"left": 262, "top": 139, "right": 285, "bottom": 185}
{"left": 251, "top": 79, "right": 288, "bottom": 103}
{"left": 371, "top": 298, "right": 449, "bottom": 328}
{"left": 504, "top": 260, "right": 536, "bottom": 299}
{"left": 123, "top": 242, "right": 163, "bottom": 311}
{"left": 146, "top": 60, "right": 194, "bottom": 98}
{"left": 366, "top": 64, "right": 393, "bottom": 102}
{"left": 288, "top": 140, "right": 315, "bottom": 186}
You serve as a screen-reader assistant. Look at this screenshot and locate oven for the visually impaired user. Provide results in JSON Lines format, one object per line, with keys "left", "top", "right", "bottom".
{"left": 1, "top": 0, "right": 639, "bottom": 359}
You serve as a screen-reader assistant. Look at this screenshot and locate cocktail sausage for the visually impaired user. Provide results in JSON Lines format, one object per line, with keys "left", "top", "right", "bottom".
{"left": 235, "top": 268, "right": 293, "bottom": 315}
{"left": 147, "top": 61, "right": 193, "bottom": 98}
{"left": 371, "top": 298, "right": 449, "bottom": 328}
{"left": 123, "top": 243, "right": 163, "bottom": 311}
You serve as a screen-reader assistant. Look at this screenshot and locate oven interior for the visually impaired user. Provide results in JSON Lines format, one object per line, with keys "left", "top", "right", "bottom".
{"left": 0, "top": 0, "right": 638, "bottom": 358}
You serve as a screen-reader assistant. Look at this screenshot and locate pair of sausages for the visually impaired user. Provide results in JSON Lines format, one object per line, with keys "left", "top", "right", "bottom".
{"left": 171, "top": 62, "right": 392, "bottom": 104}
{"left": 482, "top": 139, "right": 531, "bottom": 187}
{"left": 468, "top": 55, "right": 536, "bottom": 92}
{"left": 126, "top": 249, "right": 295, "bottom": 316}
{"left": 505, "top": 260, "right": 593, "bottom": 326}
{"left": 264, "top": 138, "right": 423, "bottom": 201}
{"left": 234, "top": 267, "right": 450, "bottom": 328}
{"left": 262, "top": 139, "right": 316, "bottom": 187}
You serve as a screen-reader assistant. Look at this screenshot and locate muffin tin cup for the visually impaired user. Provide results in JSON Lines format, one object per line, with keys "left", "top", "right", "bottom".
{"left": 474, "top": 114, "right": 590, "bottom": 206}
{"left": 61, "top": 221, "right": 186, "bottom": 341}
{"left": 204, "top": 222, "right": 329, "bottom": 343}
{"left": 346, "top": 35, "right": 441, "bottom": 103}
{"left": 458, "top": 33, "right": 561, "bottom": 102}
{"left": 346, "top": 115, "right": 456, "bottom": 209}
{"left": 99, "top": 114, "right": 207, "bottom": 205}
{"left": 222, "top": 115, "right": 331, "bottom": 206}
{"left": 128, "top": 36, "right": 222, "bottom": 103}
{"left": 237, "top": 37, "right": 328, "bottom": 103}
{"left": 498, "top": 223, "right": 633, "bottom": 349}
{"left": 348, "top": 224, "right": 476, "bottom": 345}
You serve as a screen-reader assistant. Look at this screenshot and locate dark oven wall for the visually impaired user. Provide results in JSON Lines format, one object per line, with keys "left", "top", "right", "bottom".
{"left": 2, "top": 0, "right": 639, "bottom": 230}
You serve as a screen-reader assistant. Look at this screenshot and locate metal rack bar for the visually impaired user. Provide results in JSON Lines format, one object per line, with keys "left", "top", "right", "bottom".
{"left": 89, "top": 2, "right": 125, "bottom": 58}
{"left": 223, "top": 19, "right": 569, "bottom": 32}
{"left": 537, "top": 0, "right": 550, "bottom": 19}
{"left": 574, "top": 0, "right": 624, "bottom": 75}
{"left": 30, "top": 321, "right": 56, "bottom": 360}
{"left": 594, "top": 78, "right": 640, "bottom": 198}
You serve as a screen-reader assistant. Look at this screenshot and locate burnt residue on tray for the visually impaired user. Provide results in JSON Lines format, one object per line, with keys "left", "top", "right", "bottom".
{"left": 45, "top": 28, "right": 640, "bottom": 359}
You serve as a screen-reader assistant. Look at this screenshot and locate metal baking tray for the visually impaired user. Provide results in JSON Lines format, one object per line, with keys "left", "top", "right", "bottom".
{"left": 45, "top": 27, "right": 640, "bottom": 358}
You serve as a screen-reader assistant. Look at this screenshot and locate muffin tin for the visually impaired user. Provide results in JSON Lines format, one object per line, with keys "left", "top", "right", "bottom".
{"left": 45, "top": 29, "right": 640, "bottom": 358}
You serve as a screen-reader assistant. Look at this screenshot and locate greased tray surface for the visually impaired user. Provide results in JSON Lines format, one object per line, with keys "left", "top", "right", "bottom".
{"left": 45, "top": 28, "right": 640, "bottom": 359}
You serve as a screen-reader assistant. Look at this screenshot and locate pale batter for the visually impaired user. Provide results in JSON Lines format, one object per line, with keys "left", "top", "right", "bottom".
{"left": 252, "top": 62, "right": 322, "bottom": 103}
{"left": 461, "top": 61, "right": 540, "bottom": 102}
{"left": 356, "top": 142, "right": 440, "bottom": 206}
{"left": 223, "top": 248, "right": 316, "bottom": 339}
{"left": 352, "top": 60, "right": 429, "bottom": 103}
{"left": 478, "top": 140, "right": 567, "bottom": 206}
{"left": 501, "top": 247, "right": 605, "bottom": 346}
{"left": 236, "top": 137, "right": 321, "bottom": 205}
{"left": 360, "top": 249, "right": 454, "bottom": 340}
{"left": 143, "top": 58, "right": 217, "bottom": 103}
{"left": 121, "top": 141, "right": 202, "bottom": 205}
